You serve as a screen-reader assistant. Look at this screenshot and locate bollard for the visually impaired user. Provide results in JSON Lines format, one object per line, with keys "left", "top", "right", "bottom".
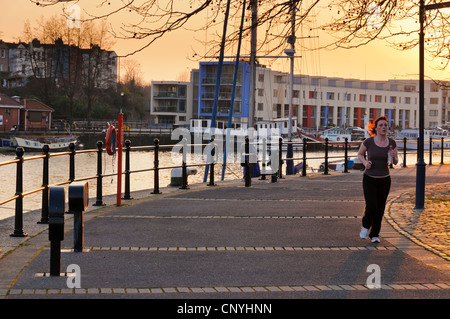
{"left": 152, "top": 138, "right": 162, "bottom": 194}
{"left": 11, "top": 147, "right": 27, "bottom": 237}
{"left": 123, "top": 140, "right": 132, "bottom": 200}
{"left": 94, "top": 141, "right": 105, "bottom": 206}
{"left": 69, "top": 182, "right": 89, "bottom": 253}
{"left": 441, "top": 137, "right": 444, "bottom": 165}
{"left": 48, "top": 186, "right": 65, "bottom": 276}
{"left": 38, "top": 145, "right": 50, "bottom": 224}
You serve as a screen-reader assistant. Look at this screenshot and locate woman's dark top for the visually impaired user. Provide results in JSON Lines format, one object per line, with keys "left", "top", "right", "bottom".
{"left": 363, "top": 136, "right": 397, "bottom": 177}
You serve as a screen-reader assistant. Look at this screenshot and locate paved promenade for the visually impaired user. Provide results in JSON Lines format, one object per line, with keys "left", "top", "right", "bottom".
{"left": 0, "top": 164, "right": 449, "bottom": 301}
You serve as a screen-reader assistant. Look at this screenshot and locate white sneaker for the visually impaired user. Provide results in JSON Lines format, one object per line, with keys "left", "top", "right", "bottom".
{"left": 371, "top": 237, "right": 380, "bottom": 243}
{"left": 360, "top": 227, "right": 369, "bottom": 239}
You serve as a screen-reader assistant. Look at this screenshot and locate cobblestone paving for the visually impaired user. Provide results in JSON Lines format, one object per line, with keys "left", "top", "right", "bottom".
{"left": 388, "top": 182, "right": 450, "bottom": 260}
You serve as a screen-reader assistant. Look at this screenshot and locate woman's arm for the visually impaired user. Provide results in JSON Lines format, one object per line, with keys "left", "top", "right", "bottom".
{"left": 357, "top": 143, "right": 372, "bottom": 169}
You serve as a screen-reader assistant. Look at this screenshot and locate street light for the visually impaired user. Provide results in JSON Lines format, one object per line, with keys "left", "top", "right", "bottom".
{"left": 415, "top": 0, "right": 450, "bottom": 209}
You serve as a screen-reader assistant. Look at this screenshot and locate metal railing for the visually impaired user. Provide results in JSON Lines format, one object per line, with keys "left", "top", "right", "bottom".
{"left": 1, "top": 136, "right": 449, "bottom": 237}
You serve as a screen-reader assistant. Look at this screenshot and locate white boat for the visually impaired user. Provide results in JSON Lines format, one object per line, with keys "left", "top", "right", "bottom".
{"left": 10, "top": 136, "right": 79, "bottom": 152}
{"left": 298, "top": 127, "right": 364, "bottom": 149}
{"left": 190, "top": 119, "right": 248, "bottom": 139}
{"left": 394, "top": 128, "right": 450, "bottom": 150}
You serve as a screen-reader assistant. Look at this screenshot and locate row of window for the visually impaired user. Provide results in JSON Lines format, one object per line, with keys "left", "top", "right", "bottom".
{"left": 258, "top": 74, "right": 443, "bottom": 93}
{"left": 257, "top": 87, "right": 444, "bottom": 106}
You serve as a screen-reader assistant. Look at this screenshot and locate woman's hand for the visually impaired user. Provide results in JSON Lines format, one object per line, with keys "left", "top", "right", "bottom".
{"left": 365, "top": 160, "right": 372, "bottom": 170}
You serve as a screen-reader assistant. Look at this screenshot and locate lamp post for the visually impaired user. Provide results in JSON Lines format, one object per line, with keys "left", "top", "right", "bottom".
{"left": 415, "top": 0, "right": 450, "bottom": 209}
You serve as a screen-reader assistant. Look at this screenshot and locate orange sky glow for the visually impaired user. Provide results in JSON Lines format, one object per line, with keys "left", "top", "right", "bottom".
{"left": 1, "top": 0, "right": 449, "bottom": 83}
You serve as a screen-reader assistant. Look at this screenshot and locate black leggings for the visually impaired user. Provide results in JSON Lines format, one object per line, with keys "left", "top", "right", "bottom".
{"left": 362, "top": 174, "right": 391, "bottom": 238}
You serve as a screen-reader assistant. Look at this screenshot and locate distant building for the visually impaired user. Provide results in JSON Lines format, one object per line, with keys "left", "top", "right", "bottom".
{"left": 0, "top": 39, "right": 117, "bottom": 89}
{"left": 186, "top": 61, "right": 450, "bottom": 130}
{"left": 0, "top": 94, "right": 54, "bottom": 132}
{"left": 0, "top": 94, "right": 21, "bottom": 131}
{"left": 150, "top": 81, "right": 193, "bottom": 126}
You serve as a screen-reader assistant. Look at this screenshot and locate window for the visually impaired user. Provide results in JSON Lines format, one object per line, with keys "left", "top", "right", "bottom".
{"left": 258, "top": 88, "right": 264, "bottom": 96}
{"left": 360, "top": 94, "right": 367, "bottom": 102}
{"left": 326, "top": 92, "right": 335, "bottom": 100}
{"left": 258, "top": 74, "right": 264, "bottom": 82}
{"left": 309, "top": 91, "right": 318, "bottom": 99}
{"left": 257, "top": 103, "right": 264, "bottom": 111}
{"left": 405, "top": 97, "right": 411, "bottom": 104}
{"left": 430, "top": 98, "right": 439, "bottom": 104}
{"left": 29, "top": 112, "right": 42, "bottom": 123}
{"left": 375, "top": 95, "right": 382, "bottom": 103}
{"left": 390, "top": 96, "right": 397, "bottom": 103}
{"left": 430, "top": 83, "right": 439, "bottom": 92}
{"left": 429, "top": 110, "right": 438, "bottom": 116}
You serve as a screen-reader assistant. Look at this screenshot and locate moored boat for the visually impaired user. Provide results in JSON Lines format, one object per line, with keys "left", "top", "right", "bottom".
{"left": 9, "top": 136, "right": 80, "bottom": 152}
{"left": 394, "top": 128, "right": 450, "bottom": 150}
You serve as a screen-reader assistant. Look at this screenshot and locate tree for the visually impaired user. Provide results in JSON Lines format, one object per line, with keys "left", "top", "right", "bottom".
{"left": 19, "top": 14, "right": 116, "bottom": 123}
{"left": 31, "top": 1, "right": 320, "bottom": 59}
{"left": 319, "top": 0, "right": 450, "bottom": 70}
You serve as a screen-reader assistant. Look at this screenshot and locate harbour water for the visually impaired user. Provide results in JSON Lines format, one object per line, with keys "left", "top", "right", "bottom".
{"left": 0, "top": 146, "right": 448, "bottom": 221}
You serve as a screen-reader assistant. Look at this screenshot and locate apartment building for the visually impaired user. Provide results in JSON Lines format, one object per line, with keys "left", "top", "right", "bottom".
{"left": 149, "top": 61, "right": 449, "bottom": 130}
{"left": 0, "top": 39, "right": 117, "bottom": 89}
{"left": 149, "top": 81, "right": 193, "bottom": 125}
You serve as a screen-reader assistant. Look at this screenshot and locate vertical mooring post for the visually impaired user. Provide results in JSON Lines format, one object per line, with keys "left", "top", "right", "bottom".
{"left": 11, "top": 147, "right": 27, "bottom": 237}
{"left": 38, "top": 144, "right": 50, "bottom": 224}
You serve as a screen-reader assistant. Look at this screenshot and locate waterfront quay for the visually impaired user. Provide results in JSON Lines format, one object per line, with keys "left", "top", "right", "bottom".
{"left": 0, "top": 163, "right": 449, "bottom": 300}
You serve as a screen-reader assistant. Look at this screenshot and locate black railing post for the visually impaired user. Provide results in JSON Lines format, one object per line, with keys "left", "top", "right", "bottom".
{"left": 441, "top": 137, "right": 444, "bottom": 165}
{"left": 403, "top": 137, "right": 407, "bottom": 167}
{"left": 11, "top": 147, "right": 28, "bottom": 237}
{"left": 278, "top": 138, "right": 283, "bottom": 179}
{"left": 180, "top": 138, "right": 189, "bottom": 190}
{"left": 323, "top": 138, "right": 329, "bottom": 175}
{"left": 260, "top": 138, "right": 267, "bottom": 180}
{"left": 38, "top": 144, "right": 50, "bottom": 224}
{"left": 152, "top": 138, "right": 162, "bottom": 194}
{"left": 94, "top": 141, "right": 105, "bottom": 206}
{"left": 208, "top": 137, "right": 216, "bottom": 186}
{"left": 123, "top": 139, "right": 132, "bottom": 200}
{"left": 69, "top": 142, "right": 76, "bottom": 182}
{"left": 244, "top": 136, "right": 251, "bottom": 187}
{"left": 429, "top": 136, "right": 433, "bottom": 165}
{"left": 343, "top": 138, "right": 349, "bottom": 173}
{"left": 301, "top": 138, "right": 307, "bottom": 177}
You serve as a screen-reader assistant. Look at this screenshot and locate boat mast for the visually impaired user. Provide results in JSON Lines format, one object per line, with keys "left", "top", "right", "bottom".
{"left": 222, "top": 0, "right": 247, "bottom": 181}
{"left": 248, "top": 0, "right": 257, "bottom": 129}
{"left": 203, "top": 0, "right": 232, "bottom": 183}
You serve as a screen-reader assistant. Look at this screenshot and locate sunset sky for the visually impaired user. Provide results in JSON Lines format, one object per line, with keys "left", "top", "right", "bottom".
{"left": 1, "top": 0, "right": 449, "bottom": 83}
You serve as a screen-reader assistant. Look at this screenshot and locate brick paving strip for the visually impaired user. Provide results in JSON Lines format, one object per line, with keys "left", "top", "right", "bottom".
{"left": 5, "top": 282, "right": 450, "bottom": 296}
